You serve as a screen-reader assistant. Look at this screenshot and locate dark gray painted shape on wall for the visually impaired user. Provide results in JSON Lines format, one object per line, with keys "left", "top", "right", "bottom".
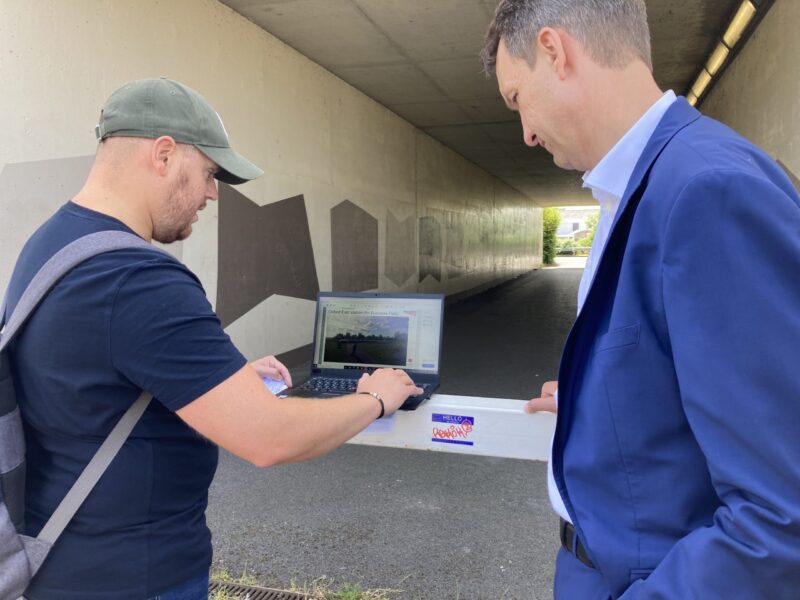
{"left": 276, "top": 343, "right": 313, "bottom": 369}
{"left": 331, "top": 199, "right": 379, "bottom": 292}
{"left": 778, "top": 159, "right": 799, "bottom": 192}
{"left": 216, "top": 184, "right": 319, "bottom": 328}
{"left": 418, "top": 215, "right": 442, "bottom": 283}
{"left": 385, "top": 209, "right": 416, "bottom": 286}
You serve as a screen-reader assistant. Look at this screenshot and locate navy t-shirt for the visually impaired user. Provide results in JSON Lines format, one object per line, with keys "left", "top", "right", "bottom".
{"left": 5, "top": 202, "right": 247, "bottom": 599}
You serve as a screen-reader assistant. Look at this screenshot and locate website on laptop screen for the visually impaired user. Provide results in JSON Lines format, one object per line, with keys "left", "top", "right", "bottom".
{"left": 312, "top": 295, "right": 442, "bottom": 373}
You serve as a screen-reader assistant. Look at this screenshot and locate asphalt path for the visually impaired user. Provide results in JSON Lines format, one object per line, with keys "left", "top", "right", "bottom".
{"left": 208, "top": 265, "right": 583, "bottom": 599}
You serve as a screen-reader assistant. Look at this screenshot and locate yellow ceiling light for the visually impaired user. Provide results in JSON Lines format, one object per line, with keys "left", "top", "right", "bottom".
{"left": 706, "top": 42, "right": 730, "bottom": 76}
{"left": 687, "top": 92, "right": 698, "bottom": 106}
{"left": 691, "top": 70, "right": 712, "bottom": 98}
{"left": 723, "top": 0, "right": 757, "bottom": 48}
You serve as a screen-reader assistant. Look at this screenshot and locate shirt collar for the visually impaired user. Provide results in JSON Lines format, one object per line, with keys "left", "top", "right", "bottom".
{"left": 582, "top": 90, "right": 677, "bottom": 206}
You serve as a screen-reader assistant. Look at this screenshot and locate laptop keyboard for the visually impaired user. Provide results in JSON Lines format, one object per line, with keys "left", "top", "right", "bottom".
{"left": 299, "top": 377, "right": 358, "bottom": 394}
{"left": 298, "top": 376, "right": 431, "bottom": 398}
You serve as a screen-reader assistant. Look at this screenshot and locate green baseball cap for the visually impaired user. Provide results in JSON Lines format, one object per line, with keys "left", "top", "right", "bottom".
{"left": 95, "top": 77, "right": 263, "bottom": 184}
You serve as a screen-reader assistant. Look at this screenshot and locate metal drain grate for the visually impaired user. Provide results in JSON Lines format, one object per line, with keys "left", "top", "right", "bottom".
{"left": 208, "top": 581, "right": 309, "bottom": 599}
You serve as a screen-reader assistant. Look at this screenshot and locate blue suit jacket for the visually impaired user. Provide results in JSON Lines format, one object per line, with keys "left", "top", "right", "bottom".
{"left": 553, "top": 98, "right": 800, "bottom": 598}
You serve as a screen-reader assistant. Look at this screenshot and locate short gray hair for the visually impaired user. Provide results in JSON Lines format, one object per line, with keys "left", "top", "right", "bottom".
{"left": 481, "top": 0, "right": 652, "bottom": 75}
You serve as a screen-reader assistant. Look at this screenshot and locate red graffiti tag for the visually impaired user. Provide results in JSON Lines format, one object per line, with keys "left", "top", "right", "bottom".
{"left": 432, "top": 421, "right": 474, "bottom": 440}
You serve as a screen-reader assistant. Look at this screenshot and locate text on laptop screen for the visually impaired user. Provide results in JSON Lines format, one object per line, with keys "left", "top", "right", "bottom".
{"left": 313, "top": 295, "right": 442, "bottom": 373}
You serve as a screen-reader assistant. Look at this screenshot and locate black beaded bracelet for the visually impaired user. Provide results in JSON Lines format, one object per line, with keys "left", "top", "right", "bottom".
{"left": 358, "top": 391, "right": 385, "bottom": 419}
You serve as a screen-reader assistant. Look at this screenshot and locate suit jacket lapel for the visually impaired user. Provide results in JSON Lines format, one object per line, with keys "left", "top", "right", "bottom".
{"left": 569, "top": 97, "right": 702, "bottom": 352}
{"left": 551, "top": 97, "right": 702, "bottom": 522}
{"left": 607, "top": 98, "right": 702, "bottom": 237}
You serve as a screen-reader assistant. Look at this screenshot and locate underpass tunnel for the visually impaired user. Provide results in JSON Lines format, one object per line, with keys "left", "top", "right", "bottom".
{"left": 1, "top": 1, "right": 797, "bottom": 597}
{"left": 1, "top": 0, "right": 796, "bottom": 368}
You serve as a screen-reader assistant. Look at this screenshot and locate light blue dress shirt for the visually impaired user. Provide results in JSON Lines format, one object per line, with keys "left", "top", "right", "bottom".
{"left": 548, "top": 90, "right": 678, "bottom": 523}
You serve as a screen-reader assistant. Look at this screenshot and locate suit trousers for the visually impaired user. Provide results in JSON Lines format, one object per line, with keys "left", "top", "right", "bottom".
{"left": 554, "top": 548, "right": 611, "bottom": 600}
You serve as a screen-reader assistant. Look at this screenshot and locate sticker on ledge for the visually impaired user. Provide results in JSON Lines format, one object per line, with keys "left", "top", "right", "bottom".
{"left": 431, "top": 413, "right": 475, "bottom": 446}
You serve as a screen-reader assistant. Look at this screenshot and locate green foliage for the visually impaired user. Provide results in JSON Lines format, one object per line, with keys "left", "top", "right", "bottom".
{"left": 542, "top": 207, "right": 561, "bottom": 265}
{"left": 558, "top": 238, "right": 575, "bottom": 253}
{"left": 332, "top": 584, "right": 368, "bottom": 600}
{"left": 289, "top": 576, "right": 401, "bottom": 599}
{"left": 585, "top": 210, "right": 599, "bottom": 232}
{"left": 582, "top": 210, "right": 600, "bottom": 249}
{"left": 212, "top": 566, "right": 258, "bottom": 586}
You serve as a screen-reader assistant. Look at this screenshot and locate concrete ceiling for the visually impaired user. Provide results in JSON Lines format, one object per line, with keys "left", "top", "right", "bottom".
{"left": 221, "top": 0, "right": 737, "bottom": 206}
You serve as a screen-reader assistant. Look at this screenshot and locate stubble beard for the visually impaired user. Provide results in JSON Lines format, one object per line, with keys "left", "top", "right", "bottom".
{"left": 153, "top": 167, "right": 198, "bottom": 244}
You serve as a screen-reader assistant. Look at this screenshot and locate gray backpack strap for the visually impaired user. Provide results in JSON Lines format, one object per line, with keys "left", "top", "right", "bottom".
{"left": 0, "top": 230, "right": 169, "bottom": 564}
{"left": 36, "top": 391, "right": 152, "bottom": 545}
{"left": 0, "top": 231, "right": 155, "bottom": 352}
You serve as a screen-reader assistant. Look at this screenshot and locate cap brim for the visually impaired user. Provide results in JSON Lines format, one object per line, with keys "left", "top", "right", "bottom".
{"left": 196, "top": 144, "right": 264, "bottom": 185}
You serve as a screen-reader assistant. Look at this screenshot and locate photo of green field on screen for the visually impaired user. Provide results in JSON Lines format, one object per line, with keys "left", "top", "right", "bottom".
{"left": 322, "top": 315, "right": 409, "bottom": 366}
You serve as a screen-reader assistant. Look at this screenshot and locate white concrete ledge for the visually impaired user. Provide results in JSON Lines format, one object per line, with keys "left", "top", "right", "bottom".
{"left": 348, "top": 394, "right": 555, "bottom": 462}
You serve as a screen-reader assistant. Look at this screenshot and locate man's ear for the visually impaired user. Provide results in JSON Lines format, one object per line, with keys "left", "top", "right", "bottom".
{"left": 537, "top": 27, "right": 569, "bottom": 80}
{"left": 151, "top": 136, "right": 178, "bottom": 176}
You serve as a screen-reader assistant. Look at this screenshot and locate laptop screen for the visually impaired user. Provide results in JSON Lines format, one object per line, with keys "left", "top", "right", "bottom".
{"left": 312, "top": 293, "right": 443, "bottom": 374}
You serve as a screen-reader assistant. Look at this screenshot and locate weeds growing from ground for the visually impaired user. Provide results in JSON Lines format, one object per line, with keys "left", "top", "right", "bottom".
{"left": 289, "top": 576, "right": 402, "bottom": 599}
{"left": 210, "top": 568, "right": 402, "bottom": 600}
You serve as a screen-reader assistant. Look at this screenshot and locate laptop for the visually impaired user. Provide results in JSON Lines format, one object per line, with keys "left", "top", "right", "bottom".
{"left": 280, "top": 291, "right": 444, "bottom": 410}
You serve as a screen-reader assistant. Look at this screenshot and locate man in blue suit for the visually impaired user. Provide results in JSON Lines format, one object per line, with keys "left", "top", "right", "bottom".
{"left": 482, "top": 1, "right": 800, "bottom": 598}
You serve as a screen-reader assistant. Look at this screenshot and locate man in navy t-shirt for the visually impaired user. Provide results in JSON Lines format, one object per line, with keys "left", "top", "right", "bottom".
{"left": 5, "top": 78, "right": 421, "bottom": 600}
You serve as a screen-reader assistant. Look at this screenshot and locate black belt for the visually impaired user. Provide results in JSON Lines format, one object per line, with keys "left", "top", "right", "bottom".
{"left": 559, "top": 518, "right": 595, "bottom": 569}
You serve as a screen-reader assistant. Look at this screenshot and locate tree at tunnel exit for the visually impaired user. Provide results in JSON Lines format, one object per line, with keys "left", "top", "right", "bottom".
{"left": 543, "top": 207, "right": 561, "bottom": 265}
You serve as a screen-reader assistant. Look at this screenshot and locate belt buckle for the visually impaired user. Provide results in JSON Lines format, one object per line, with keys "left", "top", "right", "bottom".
{"left": 558, "top": 518, "right": 573, "bottom": 553}
{"left": 559, "top": 518, "right": 595, "bottom": 569}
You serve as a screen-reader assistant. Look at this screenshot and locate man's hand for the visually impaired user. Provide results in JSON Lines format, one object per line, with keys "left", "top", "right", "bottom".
{"left": 250, "top": 355, "right": 292, "bottom": 388}
{"left": 356, "top": 369, "right": 423, "bottom": 415}
{"left": 525, "top": 380, "right": 558, "bottom": 413}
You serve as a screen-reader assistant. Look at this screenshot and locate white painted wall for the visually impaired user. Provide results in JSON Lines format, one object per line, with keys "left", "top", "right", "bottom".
{"left": 0, "top": 0, "right": 541, "bottom": 360}
{"left": 702, "top": 0, "right": 799, "bottom": 177}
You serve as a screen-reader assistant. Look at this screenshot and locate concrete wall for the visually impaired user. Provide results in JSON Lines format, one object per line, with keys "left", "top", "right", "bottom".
{"left": 702, "top": 0, "right": 799, "bottom": 185}
{"left": 0, "top": 0, "right": 541, "bottom": 362}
